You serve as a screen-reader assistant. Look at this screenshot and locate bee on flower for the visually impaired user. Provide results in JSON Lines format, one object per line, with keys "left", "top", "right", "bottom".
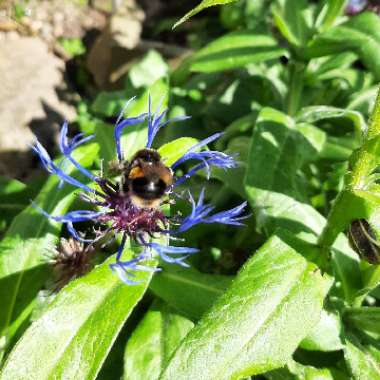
{"left": 32, "top": 96, "right": 249, "bottom": 284}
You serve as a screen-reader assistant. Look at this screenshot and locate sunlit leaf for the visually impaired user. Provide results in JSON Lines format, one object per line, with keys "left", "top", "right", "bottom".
{"left": 160, "top": 235, "right": 331, "bottom": 379}
{"left": 173, "top": 0, "right": 239, "bottom": 29}
{"left": 124, "top": 300, "right": 194, "bottom": 380}
{"left": 0, "top": 252, "right": 155, "bottom": 380}
{"left": 0, "top": 144, "right": 98, "bottom": 362}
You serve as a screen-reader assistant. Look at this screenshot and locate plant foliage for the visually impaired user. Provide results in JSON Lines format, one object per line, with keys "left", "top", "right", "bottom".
{"left": 1, "top": 0, "right": 380, "bottom": 379}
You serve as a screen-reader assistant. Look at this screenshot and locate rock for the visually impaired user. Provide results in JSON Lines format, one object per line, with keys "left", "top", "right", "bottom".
{"left": 87, "top": 1, "right": 144, "bottom": 89}
{"left": 0, "top": 35, "right": 76, "bottom": 178}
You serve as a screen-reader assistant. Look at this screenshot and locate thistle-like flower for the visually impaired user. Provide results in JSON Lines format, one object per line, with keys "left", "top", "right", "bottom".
{"left": 32, "top": 97, "right": 248, "bottom": 284}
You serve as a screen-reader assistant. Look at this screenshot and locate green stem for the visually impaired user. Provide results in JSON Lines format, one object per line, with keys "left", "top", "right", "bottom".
{"left": 318, "top": 86, "right": 380, "bottom": 250}
{"left": 286, "top": 62, "right": 305, "bottom": 116}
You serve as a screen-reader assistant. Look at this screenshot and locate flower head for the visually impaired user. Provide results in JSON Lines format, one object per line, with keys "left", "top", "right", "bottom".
{"left": 50, "top": 238, "right": 96, "bottom": 290}
{"left": 33, "top": 96, "right": 249, "bottom": 284}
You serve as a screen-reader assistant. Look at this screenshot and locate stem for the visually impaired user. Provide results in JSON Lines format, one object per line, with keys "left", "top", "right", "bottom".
{"left": 318, "top": 86, "right": 380, "bottom": 250}
{"left": 286, "top": 62, "right": 305, "bottom": 116}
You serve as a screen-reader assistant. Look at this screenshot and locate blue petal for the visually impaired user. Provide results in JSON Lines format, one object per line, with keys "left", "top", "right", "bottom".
{"left": 177, "top": 190, "right": 249, "bottom": 233}
{"left": 110, "top": 251, "right": 160, "bottom": 285}
{"left": 33, "top": 203, "right": 104, "bottom": 223}
{"left": 146, "top": 94, "right": 190, "bottom": 148}
{"left": 31, "top": 141, "right": 96, "bottom": 194}
{"left": 59, "top": 122, "right": 98, "bottom": 182}
{"left": 114, "top": 97, "right": 148, "bottom": 161}
{"left": 146, "top": 242, "right": 198, "bottom": 267}
{"left": 171, "top": 132, "right": 237, "bottom": 186}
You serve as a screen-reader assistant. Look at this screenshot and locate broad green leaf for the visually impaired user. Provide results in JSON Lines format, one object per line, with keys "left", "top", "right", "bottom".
{"left": 129, "top": 50, "right": 168, "bottom": 88}
{"left": 0, "top": 144, "right": 98, "bottom": 361}
{"left": 0, "top": 177, "right": 27, "bottom": 218}
{"left": 348, "top": 86, "right": 378, "bottom": 115}
{"left": 173, "top": 0, "right": 239, "bottom": 29}
{"left": 124, "top": 300, "right": 194, "bottom": 380}
{"left": 158, "top": 137, "right": 198, "bottom": 167}
{"left": 345, "top": 307, "right": 380, "bottom": 335}
{"left": 244, "top": 107, "right": 325, "bottom": 235}
{"left": 95, "top": 120, "right": 115, "bottom": 164}
{"left": 300, "top": 309, "right": 343, "bottom": 352}
{"left": 295, "top": 106, "right": 366, "bottom": 138}
{"left": 344, "top": 335, "right": 380, "bottom": 379}
{"left": 0, "top": 177, "right": 39, "bottom": 231}
{"left": 91, "top": 90, "right": 127, "bottom": 118}
{"left": 160, "top": 235, "right": 331, "bottom": 380}
{"left": 304, "top": 13, "right": 380, "bottom": 79}
{"left": 272, "top": 0, "right": 313, "bottom": 47}
{"left": 190, "top": 32, "right": 287, "bottom": 73}
{"left": 150, "top": 266, "right": 232, "bottom": 321}
{"left": 267, "top": 360, "right": 337, "bottom": 380}
{"left": 244, "top": 108, "right": 362, "bottom": 303}
{"left": 0, "top": 251, "right": 155, "bottom": 380}
{"left": 315, "top": 0, "right": 346, "bottom": 32}
{"left": 213, "top": 136, "right": 250, "bottom": 198}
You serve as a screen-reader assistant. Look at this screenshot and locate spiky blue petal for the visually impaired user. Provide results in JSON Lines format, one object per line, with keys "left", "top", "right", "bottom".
{"left": 59, "top": 122, "right": 98, "bottom": 183}
{"left": 146, "top": 95, "right": 190, "bottom": 148}
{"left": 177, "top": 189, "right": 249, "bottom": 233}
{"left": 110, "top": 251, "right": 161, "bottom": 285}
{"left": 31, "top": 141, "right": 96, "bottom": 194}
{"left": 171, "top": 132, "right": 237, "bottom": 186}
{"left": 146, "top": 242, "right": 199, "bottom": 267}
{"left": 114, "top": 98, "right": 147, "bottom": 161}
{"left": 33, "top": 203, "right": 105, "bottom": 242}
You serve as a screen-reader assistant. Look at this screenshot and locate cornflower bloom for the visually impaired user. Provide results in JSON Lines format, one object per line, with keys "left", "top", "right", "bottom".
{"left": 32, "top": 97, "right": 249, "bottom": 284}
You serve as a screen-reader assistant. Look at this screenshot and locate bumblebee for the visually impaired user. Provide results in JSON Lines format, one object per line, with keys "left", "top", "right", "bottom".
{"left": 122, "top": 149, "right": 173, "bottom": 209}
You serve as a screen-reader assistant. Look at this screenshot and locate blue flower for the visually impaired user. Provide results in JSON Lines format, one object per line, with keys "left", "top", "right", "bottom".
{"left": 31, "top": 140, "right": 97, "bottom": 195}
{"left": 146, "top": 96, "right": 190, "bottom": 149}
{"left": 177, "top": 189, "right": 249, "bottom": 233}
{"left": 171, "top": 133, "right": 237, "bottom": 186}
{"left": 32, "top": 96, "right": 249, "bottom": 285}
{"left": 145, "top": 242, "right": 199, "bottom": 267}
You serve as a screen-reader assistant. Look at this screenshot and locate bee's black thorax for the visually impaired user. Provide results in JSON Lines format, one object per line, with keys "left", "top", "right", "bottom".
{"left": 121, "top": 149, "right": 173, "bottom": 208}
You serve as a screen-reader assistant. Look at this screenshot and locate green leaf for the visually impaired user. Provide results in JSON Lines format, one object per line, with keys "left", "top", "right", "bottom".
{"left": 244, "top": 108, "right": 362, "bottom": 303}
{"left": 295, "top": 105, "right": 366, "bottom": 138}
{"left": 58, "top": 37, "right": 85, "bottom": 57}
{"left": 124, "top": 300, "right": 194, "bottom": 380}
{"left": 272, "top": 0, "right": 313, "bottom": 47}
{"left": 158, "top": 137, "right": 198, "bottom": 167}
{"left": 0, "top": 251, "right": 155, "bottom": 380}
{"left": 300, "top": 309, "right": 343, "bottom": 352}
{"left": 244, "top": 107, "right": 325, "bottom": 235}
{"left": 0, "top": 144, "right": 98, "bottom": 361}
{"left": 95, "top": 120, "right": 116, "bottom": 164}
{"left": 190, "top": 32, "right": 287, "bottom": 73}
{"left": 344, "top": 335, "right": 380, "bottom": 379}
{"left": 0, "top": 177, "right": 38, "bottom": 231}
{"left": 304, "top": 13, "right": 380, "bottom": 79}
{"left": 345, "top": 307, "right": 380, "bottom": 335}
{"left": 150, "top": 266, "right": 232, "bottom": 321}
{"left": 267, "top": 360, "right": 338, "bottom": 380}
{"left": 160, "top": 235, "right": 331, "bottom": 379}
{"left": 315, "top": 0, "right": 346, "bottom": 32}
{"left": 173, "top": 0, "right": 239, "bottom": 29}
{"left": 91, "top": 90, "right": 128, "bottom": 118}
{"left": 129, "top": 50, "right": 169, "bottom": 89}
